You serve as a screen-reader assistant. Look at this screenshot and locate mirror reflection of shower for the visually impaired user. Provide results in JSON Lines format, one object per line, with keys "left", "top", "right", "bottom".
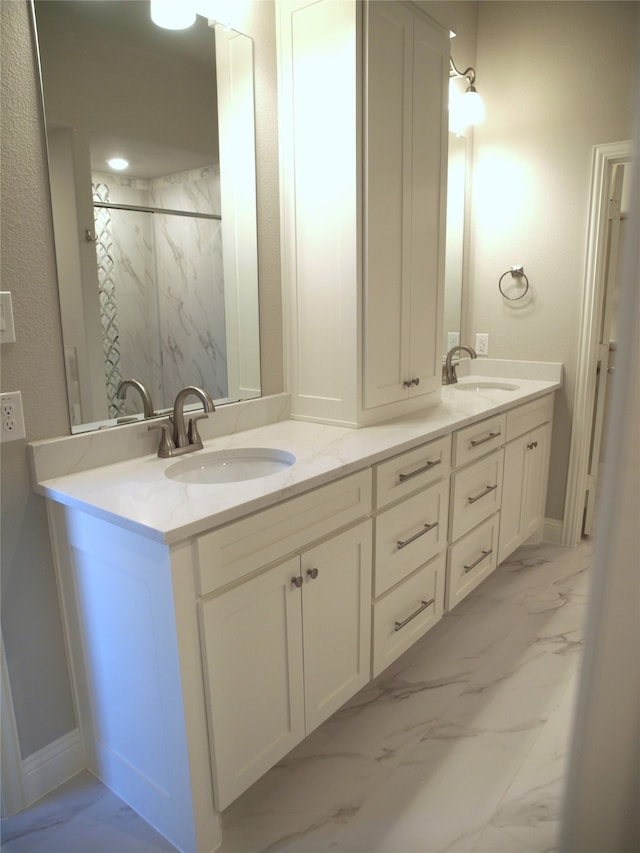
{"left": 91, "top": 168, "right": 228, "bottom": 421}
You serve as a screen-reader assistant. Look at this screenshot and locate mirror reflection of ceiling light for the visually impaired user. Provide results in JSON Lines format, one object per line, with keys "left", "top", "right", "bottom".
{"left": 449, "top": 56, "right": 485, "bottom": 136}
{"left": 107, "top": 157, "right": 129, "bottom": 171}
{"left": 150, "top": 0, "right": 196, "bottom": 30}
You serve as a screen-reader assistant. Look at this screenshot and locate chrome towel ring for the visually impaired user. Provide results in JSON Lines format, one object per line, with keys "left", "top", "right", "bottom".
{"left": 498, "top": 265, "right": 530, "bottom": 301}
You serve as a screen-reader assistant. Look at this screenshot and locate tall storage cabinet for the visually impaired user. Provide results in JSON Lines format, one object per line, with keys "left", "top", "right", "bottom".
{"left": 364, "top": 1, "right": 448, "bottom": 409}
{"left": 277, "top": 0, "right": 449, "bottom": 427}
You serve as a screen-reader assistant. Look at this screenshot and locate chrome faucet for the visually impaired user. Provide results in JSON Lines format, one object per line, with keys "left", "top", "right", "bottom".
{"left": 149, "top": 385, "right": 215, "bottom": 458}
{"left": 117, "top": 378, "right": 155, "bottom": 418}
{"left": 442, "top": 345, "right": 477, "bottom": 385}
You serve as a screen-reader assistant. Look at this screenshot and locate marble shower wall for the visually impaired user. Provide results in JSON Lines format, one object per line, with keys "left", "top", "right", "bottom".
{"left": 92, "top": 165, "right": 227, "bottom": 416}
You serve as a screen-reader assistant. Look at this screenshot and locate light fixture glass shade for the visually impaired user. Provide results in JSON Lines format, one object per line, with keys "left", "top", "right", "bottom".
{"left": 150, "top": 0, "right": 196, "bottom": 30}
{"left": 449, "top": 83, "right": 485, "bottom": 135}
{"left": 462, "top": 88, "right": 485, "bottom": 126}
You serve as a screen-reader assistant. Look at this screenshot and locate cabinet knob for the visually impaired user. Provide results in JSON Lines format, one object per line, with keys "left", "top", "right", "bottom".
{"left": 527, "top": 441, "right": 538, "bottom": 450}
{"left": 306, "top": 568, "right": 319, "bottom": 580}
{"left": 291, "top": 576, "right": 303, "bottom": 588}
{"left": 412, "top": 377, "right": 420, "bottom": 386}
{"left": 403, "top": 379, "right": 413, "bottom": 388}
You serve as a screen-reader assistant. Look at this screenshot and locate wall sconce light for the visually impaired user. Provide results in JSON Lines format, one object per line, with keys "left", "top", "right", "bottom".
{"left": 449, "top": 56, "right": 485, "bottom": 135}
{"left": 150, "top": 0, "right": 196, "bottom": 30}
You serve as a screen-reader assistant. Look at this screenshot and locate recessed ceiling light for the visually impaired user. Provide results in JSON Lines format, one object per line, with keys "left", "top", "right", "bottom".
{"left": 107, "top": 158, "right": 129, "bottom": 171}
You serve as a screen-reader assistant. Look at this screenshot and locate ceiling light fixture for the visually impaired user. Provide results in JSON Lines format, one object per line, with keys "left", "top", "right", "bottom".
{"left": 449, "top": 56, "right": 485, "bottom": 135}
{"left": 150, "top": 0, "right": 196, "bottom": 30}
{"left": 107, "top": 157, "right": 129, "bottom": 171}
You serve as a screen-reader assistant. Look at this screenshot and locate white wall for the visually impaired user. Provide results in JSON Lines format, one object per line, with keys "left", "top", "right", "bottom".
{"left": 470, "top": 0, "right": 638, "bottom": 520}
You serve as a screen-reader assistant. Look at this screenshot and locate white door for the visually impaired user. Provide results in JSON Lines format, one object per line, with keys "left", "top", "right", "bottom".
{"left": 364, "top": 3, "right": 448, "bottom": 409}
{"left": 300, "top": 520, "right": 372, "bottom": 733}
{"left": 199, "top": 555, "right": 305, "bottom": 810}
{"left": 521, "top": 423, "right": 552, "bottom": 543}
{"left": 583, "top": 163, "right": 625, "bottom": 535}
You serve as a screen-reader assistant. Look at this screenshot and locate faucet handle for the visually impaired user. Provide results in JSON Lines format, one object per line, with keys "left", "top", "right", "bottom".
{"left": 187, "top": 413, "right": 210, "bottom": 448}
{"left": 148, "top": 419, "right": 175, "bottom": 458}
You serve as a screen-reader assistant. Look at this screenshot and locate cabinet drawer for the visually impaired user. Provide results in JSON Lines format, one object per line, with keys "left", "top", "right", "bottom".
{"left": 506, "top": 394, "right": 554, "bottom": 442}
{"left": 450, "top": 449, "right": 503, "bottom": 542}
{"left": 374, "top": 435, "right": 451, "bottom": 509}
{"left": 446, "top": 514, "right": 500, "bottom": 611}
{"left": 372, "top": 552, "right": 445, "bottom": 677}
{"left": 196, "top": 470, "right": 372, "bottom": 595}
{"left": 374, "top": 478, "right": 449, "bottom": 597}
{"left": 453, "top": 413, "right": 506, "bottom": 467}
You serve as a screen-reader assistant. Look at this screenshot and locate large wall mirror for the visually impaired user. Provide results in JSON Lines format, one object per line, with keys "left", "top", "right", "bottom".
{"left": 33, "top": 0, "right": 261, "bottom": 433}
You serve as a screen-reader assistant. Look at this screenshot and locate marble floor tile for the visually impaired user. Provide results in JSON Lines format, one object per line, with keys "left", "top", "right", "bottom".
{"left": 487, "top": 675, "right": 580, "bottom": 853}
{"left": 0, "top": 771, "right": 175, "bottom": 852}
{"left": 2, "top": 540, "right": 589, "bottom": 853}
{"left": 330, "top": 727, "right": 528, "bottom": 853}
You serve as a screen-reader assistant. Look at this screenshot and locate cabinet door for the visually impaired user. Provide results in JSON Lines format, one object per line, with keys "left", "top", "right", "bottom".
{"left": 407, "top": 11, "right": 449, "bottom": 398}
{"left": 498, "top": 434, "right": 527, "bottom": 563}
{"left": 364, "top": 3, "right": 448, "bottom": 409}
{"left": 199, "top": 556, "right": 305, "bottom": 810}
{"left": 499, "top": 422, "right": 552, "bottom": 563}
{"left": 521, "top": 423, "right": 551, "bottom": 543}
{"left": 301, "top": 520, "right": 372, "bottom": 733}
{"left": 364, "top": 0, "right": 413, "bottom": 408}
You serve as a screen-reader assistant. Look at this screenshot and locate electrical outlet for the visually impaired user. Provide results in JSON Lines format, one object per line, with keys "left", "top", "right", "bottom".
{"left": 446, "top": 331, "right": 460, "bottom": 350}
{"left": 475, "top": 333, "right": 489, "bottom": 356}
{"left": 1, "top": 391, "right": 26, "bottom": 441}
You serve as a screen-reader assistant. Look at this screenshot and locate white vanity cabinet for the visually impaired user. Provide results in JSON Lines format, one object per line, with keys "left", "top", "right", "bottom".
{"left": 199, "top": 520, "right": 372, "bottom": 810}
{"left": 371, "top": 436, "right": 451, "bottom": 675}
{"left": 37, "top": 380, "right": 561, "bottom": 852}
{"left": 446, "top": 417, "right": 506, "bottom": 610}
{"left": 195, "top": 469, "right": 373, "bottom": 808}
{"left": 499, "top": 396, "right": 554, "bottom": 563}
{"left": 277, "top": 0, "right": 449, "bottom": 426}
{"left": 45, "top": 470, "right": 372, "bottom": 852}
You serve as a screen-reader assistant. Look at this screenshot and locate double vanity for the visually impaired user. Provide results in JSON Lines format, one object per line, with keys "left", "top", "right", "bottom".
{"left": 30, "top": 361, "right": 561, "bottom": 853}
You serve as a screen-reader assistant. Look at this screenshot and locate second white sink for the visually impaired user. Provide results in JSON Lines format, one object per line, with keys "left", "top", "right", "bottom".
{"left": 165, "top": 448, "right": 296, "bottom": 484}
{"left": 453, "top": 381, "right": 519, "bottom": 392}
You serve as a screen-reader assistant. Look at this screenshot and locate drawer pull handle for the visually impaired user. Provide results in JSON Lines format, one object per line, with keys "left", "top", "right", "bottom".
{"left": 470, "top": 431, "right": 501, "bottom": 448}
{"left": 306, "top": 568, "right": 319, "bottom": 580}
{"left": 394, "top": 597, "right": 436, "bottom": 632}
{"left": 464, "top": 549, "right": 493, "bottom": 573}
{"left": 291, "top": 576, "right": 303, "bottom": 588}
{"left": 398, "top": 458, "right": 441, "bottom": 482}
{"left": 467, "top": 484, "right": 498, "bottom": 505}
{"left": 397, "top": 521, "right": 439, "bottom": 550}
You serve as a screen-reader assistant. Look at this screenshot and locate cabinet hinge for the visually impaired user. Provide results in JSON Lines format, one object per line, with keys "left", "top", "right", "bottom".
{"left": 608, "top": 198, "right": 621, "bottom": 220}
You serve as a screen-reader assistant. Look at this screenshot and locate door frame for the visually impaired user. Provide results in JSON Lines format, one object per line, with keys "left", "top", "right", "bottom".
{"left": 563, "top": 140, "right": 632, "bottom": 546}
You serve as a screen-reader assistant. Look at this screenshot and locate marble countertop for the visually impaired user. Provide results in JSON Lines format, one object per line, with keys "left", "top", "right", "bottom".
{"left": 34, "top": 372, "right": 561, "bottom": 545}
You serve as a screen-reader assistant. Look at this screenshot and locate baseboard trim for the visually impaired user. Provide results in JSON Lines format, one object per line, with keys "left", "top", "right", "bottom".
{"left": 22, "top": 728, "right": 85, "bottom": 808}
{"left": 544, "top": 517, "right": 564, "bottom": 544}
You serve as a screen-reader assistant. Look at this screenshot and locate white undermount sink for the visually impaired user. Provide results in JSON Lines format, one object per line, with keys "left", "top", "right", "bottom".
{"left": 453, "top": 381, "right": 520, "bottom": 392}
{"left": 165, "top": 448, "right": 296, "bottom": 484}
